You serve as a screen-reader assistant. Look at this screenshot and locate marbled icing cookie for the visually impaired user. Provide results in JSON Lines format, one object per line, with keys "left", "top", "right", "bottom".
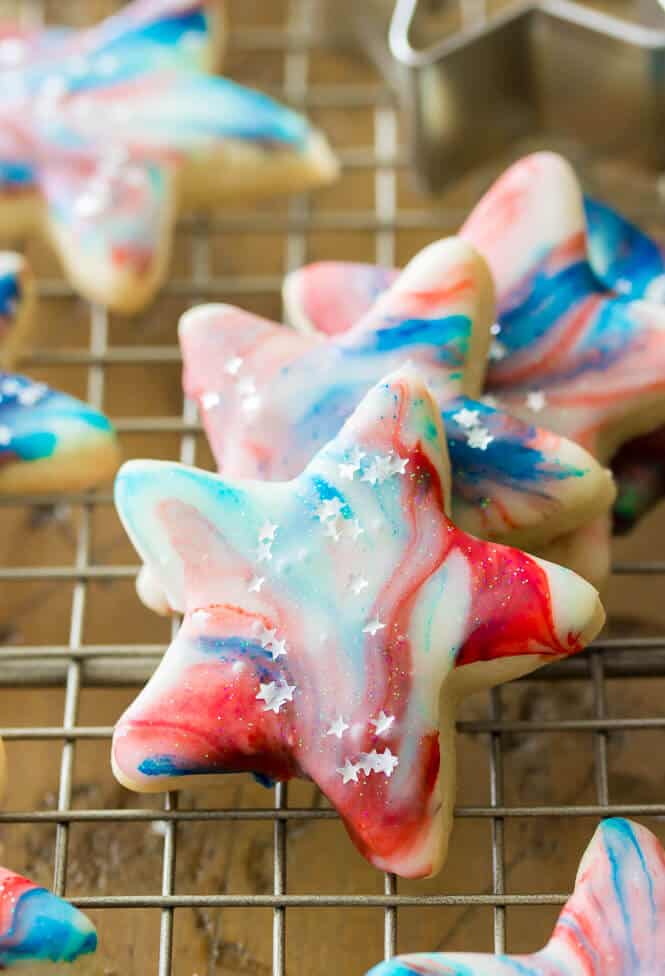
{"left": 112, "top": 367, "right": 604, "bottom": 878}
{"left": 177, "top": 238, "right": 613, "bottom": 558}
{"left": 0, "top": 371, "right": 119, "bottom": 494}
{"left": 284, "top": 154, "right": 665, "bottom": 584}
{"left": 0, "top": 0, "right": 336, "bottom": 312}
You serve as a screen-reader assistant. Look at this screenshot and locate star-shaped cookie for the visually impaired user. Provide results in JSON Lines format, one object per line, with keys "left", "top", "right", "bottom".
{"left": 0, "top": 254, "right": 119, "bottom": 491}
{"left": 112, "top": 367, "right": 604, "bottom": 878}
{"left": 463, "top": 154, "right": 665, "bottom": 581}
{"left": 365, "top": 817, "right": 665, "bottom": 974}
{"left": 461, "top": 154, "right": 665, "bottom": 464}
{"left": 179, "top": 237, "right": 613, "bottom": 557}
{"left": 0, "top": 0, "right": 336, "bottom": 312}
{"left": 285, "top": 155, "right": 665, "bottom": 464}
{"left": 283, "top": 255, "right": 615, "bottom": 585}
{"left": 285, "top": 154, "right": 665, "bottom": 584}
{"left": 0, "top": 370, "right": 119, "bottom": 493}
{"left": 0, "top": 864, "right": 97, "bottom": 968}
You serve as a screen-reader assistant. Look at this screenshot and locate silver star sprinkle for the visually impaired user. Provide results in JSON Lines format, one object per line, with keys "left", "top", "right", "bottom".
{"left": 256, "top": 681, "right": 277, "bottom": 708}
{"left": 324, "top": 517, "right": 343, "bottom": 542}
{"left": 256, "top": 680, "right": 295, "bottom": 714}
{"left": 336, "top": 759, "right": 360, "bottom": 784}
{"left": 256, "top": 540, "right": 273, "bottom": 563}
{"left": 316, "top": 497, "right": 344, "bottom": 522}
{"left": 362, "top": 454, "right": 395, "bottom": 486}
{"left": 259, "top": 521, "right": 278, "bottom": 543}
{"left": 338, "top": 445, "right": 366, "bottom": 481}
{"left": 370, "top": 711, "right": 395, "bottom": 737}
{"left": 248, "top": 575, "right": 265, "bottom": 593}
{"left": 201, "top": 391, "right": 221, "bottom": 410}
{"left": 363, "top": 616, "right": 385, "bottom": 636}
{"left": 490, "top": 339, "right": 507, "bottom": 361}
{"left": 374, "top": 748, "right": 399, "bottom": 777}
{"left": 339, "top": 460, "right": 359, "bottom": 480}
{"left": 386, "top": 452, "right": 409, "bottom": 476}
{"left": 349, "top": 573, "right": 369, "bottom": 596}
{"left": 452, "top": 407, "right": 480, "bottom": 429}
{"left": 241, "top": 393, "right": 262, "bottom": 415}
{"left": 358, "top": 747, "right": 399, "bottom": 777}
{"left": 326, "top": 716, "right": 350, "bottom": 739}
{"left": 269, "top": 637, "right": 288, "bottom": 661}
{"left": 466, "top": 426, "right": 494, "bottom": 451}
{"left": 255, "top": 624, "right": 277, "bottom": 648}
{"left": 225, "top": 356, "right": 243, "bottom": 376}
{"left": 526, "top": 390, "right": 547, "bottom": 412}
{"left": 18, "top": 384, "right": 46, "bottom": 406}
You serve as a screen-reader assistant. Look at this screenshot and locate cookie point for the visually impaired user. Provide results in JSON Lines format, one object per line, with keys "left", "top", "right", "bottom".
{"left": 136, "top": 564, "right": 171, "bottom": 616}
{"left": 0, "top": 874, "right": 98, "bottom": 966}
{"left": 398, "top": 235, "right": 483, "bottom": 282}
{"left": 303, "top": 128, "right": 340, "bottom": 184}
{"left": 535, "top": 555, "right": 605, "bottom": 650}
{"left": 575, "top": 816, "right": 661, "bottom": 889}
{"left": 178, "top": 303, "right": 235, "bottom": 337}
{"left": 380, "top": 361, "right": 431, "bottom": 393}
{"left": 114, "top": 458, "right": 157, "bottom": 507}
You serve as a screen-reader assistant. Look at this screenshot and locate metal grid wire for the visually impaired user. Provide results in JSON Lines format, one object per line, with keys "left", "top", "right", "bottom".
{"left": 1, "top": 0, "right": 665, "bottom": 973}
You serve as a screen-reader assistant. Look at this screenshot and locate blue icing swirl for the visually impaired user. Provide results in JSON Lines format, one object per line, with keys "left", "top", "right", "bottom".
{"left": 498, "top": 262, "right": 599, "bottom": 353}
{"left": 197, "top": 635, "right": 276, "bottom": 665}
{"left": 0, "top": 887, "right": 97, "bottom": 966}
{"left": 443, "top": 396, "right": 584, "bottom": 496}
{"left": 97, "top": 9, "right": 209, "bottom": 59}
{"left": 0, "top": 371, "right": 113, "bottom": 464}
{"left": 584, "top": 195, "right": 665, "bottom": 297}
{"left": 348, "top": 313, "right": 470, "bottom": 366}
{"left": 24, "top": 8, "right": 210, "bottom": 96}
{"left": 602, "top": 817, "right": 654, "bottom": 969}
{"left": 497, "top": 251, "right": 642, "bottom": 382}
{"left": 138, "top": 755, "right": 273, "bottom": 789}
{"left": 160, "top": 74, "right": 310, "bottom": 149}
{"left": 138, "top": 754, "right": 210, "bottom": 777}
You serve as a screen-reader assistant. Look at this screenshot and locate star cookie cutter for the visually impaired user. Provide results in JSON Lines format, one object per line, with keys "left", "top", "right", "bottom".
{"left": 324, "top": 0, "right": 665, "bottom": 192}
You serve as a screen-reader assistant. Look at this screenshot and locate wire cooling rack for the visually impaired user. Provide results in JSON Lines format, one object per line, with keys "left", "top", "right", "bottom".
{"left": 2, "top": 1, "right": 665, "bottom": 974}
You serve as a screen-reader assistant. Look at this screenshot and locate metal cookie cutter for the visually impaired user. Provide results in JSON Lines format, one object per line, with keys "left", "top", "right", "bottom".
{"left": 326, "top": 0, "right": 665, "bottom": 193}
